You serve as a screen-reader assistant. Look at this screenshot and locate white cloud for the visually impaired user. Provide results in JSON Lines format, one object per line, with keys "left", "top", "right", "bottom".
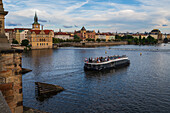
{"left": 3, "top": 0, "right": 170, "bottom": 33}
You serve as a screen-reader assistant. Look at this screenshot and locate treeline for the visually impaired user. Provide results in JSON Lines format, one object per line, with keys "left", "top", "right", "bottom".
{"left": 53, "top": 35, "right": 82, "bottom": 43}
{"left": 115, "top": 35, "right": 158, "bottom": 45}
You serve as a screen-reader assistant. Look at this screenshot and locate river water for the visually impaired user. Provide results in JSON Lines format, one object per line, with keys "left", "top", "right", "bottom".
{"left": 22, "top": 44, "right": 170, "bottom": 113}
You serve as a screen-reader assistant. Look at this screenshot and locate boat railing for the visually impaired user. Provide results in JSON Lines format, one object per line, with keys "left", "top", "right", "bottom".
{"left": 85, "top": 55, "right": 127, "bottom": 63}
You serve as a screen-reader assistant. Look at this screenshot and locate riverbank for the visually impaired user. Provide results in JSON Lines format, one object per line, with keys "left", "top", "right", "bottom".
{"left": 54, "top": 41, "right": 128, "bottom": 48}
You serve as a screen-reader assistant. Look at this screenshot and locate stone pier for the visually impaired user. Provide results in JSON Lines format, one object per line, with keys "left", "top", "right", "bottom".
{"left": 0, "top": 50, "right": 23, "bottom": 113}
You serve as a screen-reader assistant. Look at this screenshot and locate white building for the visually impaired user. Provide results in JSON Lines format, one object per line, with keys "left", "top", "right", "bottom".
{"left": 54, "top": 32, "right": 73, "bottom": 40}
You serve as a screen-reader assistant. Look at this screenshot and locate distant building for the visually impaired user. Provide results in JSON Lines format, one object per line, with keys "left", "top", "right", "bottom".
{"left": 5, "top": 29, "right": 15, "bottom": 44}
{"left": 150, "top": 29, "right": 162, "bottom": 40}
{"left": 15, "top": 28, "right": 31, "bottom": 43}
{"left": 166, "top": 34, "right": 170, "bottom": 40}
{"left": 27, "top": 12, "right": 53, "bottom": 49}
{"left": 54, "top": 32, "right": 73, "bottom": 40}
{"left": 5, "top": 28, "right": 31, "bottom": 44}
{"left": 107, "top": 33, "right": 116, "bottom": 41}
{"left": 95, "top": 33, "right": 106, "bottom": 41}
{"left": 74, "top": 26, "right": 96, "bottom": 40}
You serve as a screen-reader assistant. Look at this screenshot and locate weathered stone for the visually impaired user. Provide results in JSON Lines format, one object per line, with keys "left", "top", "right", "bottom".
{"left": 8, "top": 101, "right": 17, "bottom": 109}
{"left": 5, "top": 95, "right": 14, "bottom": 103}
{"left": 15, "top": 94, "right": 23, "bottom": 102}
{"left": 0, "top": 91, "right": 11, "bottom": 113}
{"left": 17, "top": 101, "right": 23, "bottom": 107}
{"left": 1, "top": 90, "right": 14, "bottom": 97}
{"left": 14, "top": 106, "right": 23, "bottom": 113}
{"left": 0, "top": 76, "right": 5, "bottom": 83}
{"left": 0, "top": 83, "right": 13, "bottom": 91}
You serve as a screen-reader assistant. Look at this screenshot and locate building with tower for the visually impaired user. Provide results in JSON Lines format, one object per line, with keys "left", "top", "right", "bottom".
{"left": 32, "top": 12, "right": 40, "bottom": 30}
{"left": 150, "top": 29, "right": 162, "bottom": 40}
{"left": 27, "top": 12, "right": 54, "bottom": 49}
{"left": 74, "top": 26, "right": 96, "bottom": 41}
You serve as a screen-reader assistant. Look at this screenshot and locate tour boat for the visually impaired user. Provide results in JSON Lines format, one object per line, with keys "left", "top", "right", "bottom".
{"left": 84, "top": 55, "right": 130, "bottom": 71}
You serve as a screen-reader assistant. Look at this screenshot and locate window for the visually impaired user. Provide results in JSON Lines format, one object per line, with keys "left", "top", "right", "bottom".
{"left": 47, "top": 43, "right": 48, "bottom": 45}
{"left": 40, "top": 43, "right": 41, "bottom": 46}
{"left": 37, "top": 43, "right": 38, "bottom": 46}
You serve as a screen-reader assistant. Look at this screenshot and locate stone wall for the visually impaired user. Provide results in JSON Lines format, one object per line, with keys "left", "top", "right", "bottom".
{"left": 57, "top": 41, "right": 128, "bottom": 47}
{"left": 0, "top": 50, "right": 23, "bottom": 113}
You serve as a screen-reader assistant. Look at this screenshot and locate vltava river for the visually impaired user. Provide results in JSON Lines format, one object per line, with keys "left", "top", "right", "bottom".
{"left": 22, "top": 44, "right": 170, "bottom": 113}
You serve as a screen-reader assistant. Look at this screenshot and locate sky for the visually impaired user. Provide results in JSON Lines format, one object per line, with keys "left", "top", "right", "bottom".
{"left": 3, "top": 0, "right": 170, "bottom": 33}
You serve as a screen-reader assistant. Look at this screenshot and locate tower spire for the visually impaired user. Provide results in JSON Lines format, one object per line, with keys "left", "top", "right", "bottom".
{"left": 32, "top": 11, "right": 40, "bottom": 30}
{"left": 34, "top": 11, "right": 38, "bottom": 24}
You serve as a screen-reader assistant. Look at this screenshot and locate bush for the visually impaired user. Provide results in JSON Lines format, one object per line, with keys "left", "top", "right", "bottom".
{"left": 12, "top": 39, "right": 19, "bottom": 44}
{"left": 86, "top": 38, "right": 95, "bottom": 42}
{"left": 96, "top": 39, "right": 101, "bottom": 42}
{"left": 21, "top": 39, "right": 29, "bottom": 46}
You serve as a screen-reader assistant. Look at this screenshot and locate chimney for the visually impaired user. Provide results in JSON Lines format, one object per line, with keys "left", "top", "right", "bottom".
{"left": 41, "top": 25, "right": 44, "bottom": 30}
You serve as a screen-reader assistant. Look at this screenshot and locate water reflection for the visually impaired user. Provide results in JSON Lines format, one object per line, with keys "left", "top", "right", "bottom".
{"left": 85, "top": 66, "right": 128, "bottom": 78}
{"left": 22, "top": 45, "right": 170, "bottom": 113}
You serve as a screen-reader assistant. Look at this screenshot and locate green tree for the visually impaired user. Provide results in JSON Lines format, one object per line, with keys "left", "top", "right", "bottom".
{"left": 74, "top": 35, "right": 80, "bottom": 40}
{"left": 21, "top": 39, "right": 29, "bottom": 46}
{"left": 134, "top": 38, "right": 139, "bottom": 45}
{"left": 96, "top": 39, "right": 101, "bottom": 42}
{"left": 141, "top": 37, "right": 146, "bottom": 45}
{"left": 139, "top": 35, "right": 142, "bottom": 44}
{"left": 12, "top": 39, "right": 19, "bottom": 44}
{"left": 163, "top": 38, "right": 168, "bottom": 43}
{"left": 115, "top": 35, "right": 121, "bottom": 40}
{"left": 101, "top": 39, "right": 106, "bottom": 42}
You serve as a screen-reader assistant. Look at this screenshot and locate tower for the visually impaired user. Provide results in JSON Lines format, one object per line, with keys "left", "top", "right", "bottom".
{"left": 81, "top": 26, "right": 86, "bottom": 39}
{"left": 32, "top": 12, "right": 40, "bottom": 30}
{"left": 0, "top": 0, "right": 10, "bottom": 50}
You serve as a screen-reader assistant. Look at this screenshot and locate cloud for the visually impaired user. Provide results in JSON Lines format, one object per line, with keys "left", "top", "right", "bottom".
{"left": 39, "top": 19, "right": 47, "bottom": 22}
{"left": 3, "top": 0, "right": 170, "bottom": 33}
{"left": 63, "top": 25, "right": 73, "bottom": 28}
{"left": 75, "top": 25, "right": 78, "bottom": 27}
{"left": 6, "top": 22, "right": 22, "bottom": 26}
{"left": 162, "top": 24, "right": 168, "bottom": 27}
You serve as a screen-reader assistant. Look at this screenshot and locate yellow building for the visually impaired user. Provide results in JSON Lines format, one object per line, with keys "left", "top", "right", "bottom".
{"left": 27, "top": 12, "right": 53, "bottom": 49}
{"left": 32, "top": 12, "right": 40, "bottom": 30}
{"left": 27, "top": 30, "right": 53, "bottom": 49}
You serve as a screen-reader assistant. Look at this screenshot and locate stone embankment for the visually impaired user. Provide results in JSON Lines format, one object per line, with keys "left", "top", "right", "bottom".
{"left": 54, "top": 41, "right": 128, "bottom": 48}
{"left": 0, "top": 49, "right": 23, "bottom": 113}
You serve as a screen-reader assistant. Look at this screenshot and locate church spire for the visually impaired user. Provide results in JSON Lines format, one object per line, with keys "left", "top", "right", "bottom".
{"left": 34, "top": 12, "right": 38, "bottom": 23}
{"left": 32, "top": 11, "right": 40, "bottom": 30}
{"left": 33, "top": 12, "right": 39, "bottom": 24}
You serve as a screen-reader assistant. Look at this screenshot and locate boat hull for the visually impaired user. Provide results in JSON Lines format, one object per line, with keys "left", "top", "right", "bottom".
{"left": 84, "top": 59, "right": 130, "bottom": 71}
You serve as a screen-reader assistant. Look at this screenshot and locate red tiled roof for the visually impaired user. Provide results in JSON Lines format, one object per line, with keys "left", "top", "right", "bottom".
{"left": 14, "top": 28, "right": 31, "bottom": 30}
{"left": 54, "top": 32, "right": 69, "bottom": 35}
{"left": 5, "top": 29, "right": 15, "bottom": 32}
{"left": 30, "top": 30, "right": 53, "bottom": 35}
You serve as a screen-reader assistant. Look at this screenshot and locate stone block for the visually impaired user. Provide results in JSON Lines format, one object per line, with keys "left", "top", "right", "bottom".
{"left": 0, "top": 77, "right": 6, "bottom": 84}
{"left": 8, "top": 101, "right": 17, "bottom": 109}
{"left": 5, "top": 95, "right": 14, "bottom": 103}
{"left": 0, "top": 83, "right": 13, "bottom": 91}
{"left": 0, "top": 70, "right": 12, "bottom": 77}
{"left": 1, "top": 90, "right": 14, "bottom": 97}
{"left": 13, "top": 83, "right": 22, "bottom": 90}
{"left": 14, "top": 106, "right": 23, "bottom": 113}
{"left": 17, "top": 101, "right": 23, "bottom": 107}
{"left": 15, "top": 94, "right": 23, "bottom": 102}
